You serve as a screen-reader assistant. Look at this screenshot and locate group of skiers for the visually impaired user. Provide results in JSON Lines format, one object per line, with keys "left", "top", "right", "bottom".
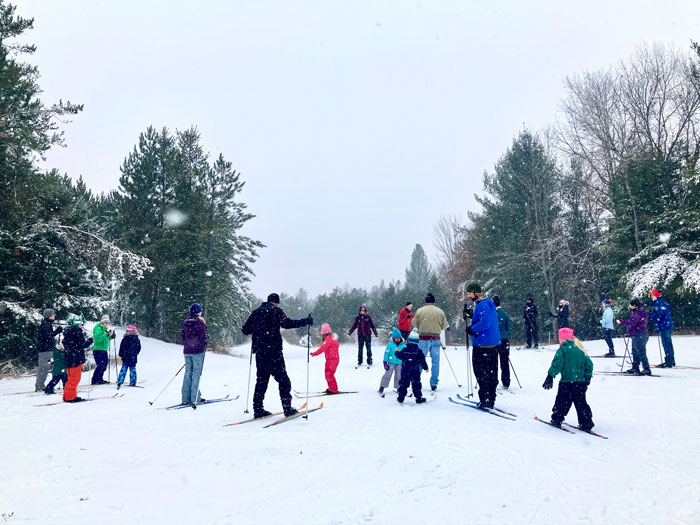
{"left": 33, "top": 285, "right": 677, "bottom": 432}
{"left": 34, "top": 310, "right": 142, "bottom": 402}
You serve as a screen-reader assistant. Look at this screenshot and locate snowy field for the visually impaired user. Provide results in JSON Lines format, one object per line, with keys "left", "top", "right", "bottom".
{"left": 2, "top": 331, "right": 700, "bottom": 524}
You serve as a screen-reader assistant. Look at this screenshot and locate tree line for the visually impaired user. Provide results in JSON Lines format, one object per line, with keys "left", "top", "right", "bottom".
{"left": 0, "top": 2, "right": 260, "bottom": 369}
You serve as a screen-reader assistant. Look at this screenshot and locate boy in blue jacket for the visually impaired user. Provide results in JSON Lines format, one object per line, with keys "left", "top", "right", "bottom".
{"left": 395, "top": 330, "right": 429, "bottom": 404}
{"left": 650, "top": 289, "right": 675, "bottom": 367}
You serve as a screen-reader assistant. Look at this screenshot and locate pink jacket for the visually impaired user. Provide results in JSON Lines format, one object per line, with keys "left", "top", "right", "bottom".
{"left": 312, "top": 337, "right": 340, "bottom": 361}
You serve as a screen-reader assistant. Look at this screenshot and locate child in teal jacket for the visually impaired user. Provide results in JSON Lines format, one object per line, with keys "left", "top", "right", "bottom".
{"left": 378, "top": 328, "right": 404, "bottom": 396}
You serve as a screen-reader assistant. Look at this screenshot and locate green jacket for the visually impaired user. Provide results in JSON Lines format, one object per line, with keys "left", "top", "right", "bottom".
{"left": 52, "top": 347, "right": 66, "bottom": 376}
{"left": 92, "top": 323, "right": 114, "bottom": 351}
{"left": 547, "top": 340, "right": 593, "bottom": 383}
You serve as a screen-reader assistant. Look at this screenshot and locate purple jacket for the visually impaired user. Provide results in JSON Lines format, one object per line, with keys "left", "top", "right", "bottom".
{"left": 619, "top": 308, "right": 649, "bottom": 336}
{"left": 181, "top": 314, "right": 209, "bottom": 354}
{"left": 348, "top": 312, "right": 378, "bottom": 338}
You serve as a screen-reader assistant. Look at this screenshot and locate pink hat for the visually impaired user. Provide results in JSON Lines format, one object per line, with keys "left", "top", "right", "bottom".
{"left": 321, "top": 323, "right": 332, "bottom": 335}
{"left": 651, "top": 289, "right": 662, "bottom": 298}
{"left": 126, "top": 325, "right": 138, "bottom": 334}
{"left": 558, "top": 327, "right": 574, "bottom": 341}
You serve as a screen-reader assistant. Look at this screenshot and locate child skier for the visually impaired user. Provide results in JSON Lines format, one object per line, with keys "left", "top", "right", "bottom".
{"left": 395, "top": 330, "right": 429, "bottom": 404}
{"left": 542, "top": 327, "right": 594, "bottom": 431}
{"left": 62, "top": 316, "right": 93, "bottom": 403}
{"left": 311, "top": 323, "right": 340, "bottom": 394}
{"left": 378, "top": 328, "right": 404, "bottom": 396}
{"left": 44, "top": 332, "right": 67, "bottom": 395}
{"left": 117, "top": 325, "right": 141, "bottom": 388}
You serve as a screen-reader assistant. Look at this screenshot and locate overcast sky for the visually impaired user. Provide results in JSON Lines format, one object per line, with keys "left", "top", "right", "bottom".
{"left": 18, "top": 0, "right": 700, "bottom": 298}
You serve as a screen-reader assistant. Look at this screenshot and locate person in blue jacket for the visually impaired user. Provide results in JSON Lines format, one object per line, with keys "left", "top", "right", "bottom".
{"left": 600, "top": 299, "right": 616, "bottom": 357}
{"left": 492, "top": 295, "right": 512, "bottom": 388}
{"left": 465, "top": 282, "right": 501, "bottom": 408}
{"left": 650, "top": 289, "right": 675, "bottom": 367}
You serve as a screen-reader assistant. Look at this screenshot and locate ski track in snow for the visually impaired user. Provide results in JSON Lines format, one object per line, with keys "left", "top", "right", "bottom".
{"left": 2, "top": 333, "right": 700, "bottom": 524}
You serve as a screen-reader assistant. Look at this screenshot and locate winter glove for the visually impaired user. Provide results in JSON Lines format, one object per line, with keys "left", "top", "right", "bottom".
{"left": 585, "top": 376, "right": 591, "bottom": 386}
{"left": 305, "top": 315, "right": 313, "bottom": 326}
{"left": 383, "top": 361, "right": 389, "bottom": 371}
{"left": 616, "top": 319, "right": 621, "bottom": 325}
{"left": 86, "top": 337, "right": 94, "bottom": 346}
{"left": 542, "top": 375, "right": 554, "bottom": 390}
{"left": 55, "top": 326, "right": 63, "bottom": 334}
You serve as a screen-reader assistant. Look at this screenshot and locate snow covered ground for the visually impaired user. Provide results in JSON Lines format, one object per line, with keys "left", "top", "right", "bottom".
{"left": 2, "top": 331, "right": 700, "bottom": 524}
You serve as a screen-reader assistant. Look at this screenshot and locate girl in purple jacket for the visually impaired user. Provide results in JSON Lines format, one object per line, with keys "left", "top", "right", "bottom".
{"left": 617, "top": 298, "right": 651, "bottom": 375}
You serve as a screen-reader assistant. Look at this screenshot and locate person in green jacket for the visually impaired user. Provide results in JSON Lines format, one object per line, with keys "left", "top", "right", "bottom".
{"left": 44, "top": 339, "right": 68, "bottom": 394}
{"left": 542, "top": 327, "right": 594, "bottom": 431}
{"left": 91, "top": 315, "right": 116, "bottom": 384}
{"left": 492, "top": 295, "right": 511, "bottom": 389}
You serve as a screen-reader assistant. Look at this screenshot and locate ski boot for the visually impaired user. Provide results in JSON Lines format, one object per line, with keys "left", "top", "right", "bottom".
{"left": 415, "top": 397, "right": 426, "bottom": 404}
{"left": 625, "top": 367, "right": 640, "bottom": 375}
{"left": 639, "top": 369, "right": 652, "bottom": 376}
{"left": 397, "top": 395, "right": 405, "bottom": 404}
{"left": 254, "top": 408, "right": 272, "bottom": 419}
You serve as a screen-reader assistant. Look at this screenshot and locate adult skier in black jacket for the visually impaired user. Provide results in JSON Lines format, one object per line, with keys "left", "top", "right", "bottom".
{"left": 241, "top": 293, "right": 313, "bottom": 418}
{"left": 523, "top": 298, "right": 539, "bottom": 349}
{"left": 548, "top": 300, "right": 570, "bottom": 329}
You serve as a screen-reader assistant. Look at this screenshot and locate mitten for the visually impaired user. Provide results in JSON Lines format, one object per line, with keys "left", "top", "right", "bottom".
{"left": 542, "top": 375, "right": 554, "bottom": 390}
{"left": 383, "top": 361, "right": 389, "bottom": 371}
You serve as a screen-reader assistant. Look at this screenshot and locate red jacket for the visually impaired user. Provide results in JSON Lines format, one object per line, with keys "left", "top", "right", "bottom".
{"left": 398, "top": 307, "right": 413, "bottom": 332}
{"left": 312, "top": 337, "right": 340, "bottom": 361}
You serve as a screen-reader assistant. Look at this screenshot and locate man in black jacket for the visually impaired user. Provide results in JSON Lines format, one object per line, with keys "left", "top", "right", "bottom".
{"left": 523, "top": 298, "right": 539, "bottom": 349}
{"left": 241, "top": 293, "right": 312, "bottom": 418}
{"left": 35, "top": 309, "right": 62, "bottom": 392}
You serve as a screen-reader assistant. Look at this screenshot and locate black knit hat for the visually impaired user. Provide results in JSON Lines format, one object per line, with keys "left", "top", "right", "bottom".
{"left": 629, "top": 298, "right": 641, "bottom": 308}
{"left": 405, "top": 301, "right": 412, "bottom": 307}
{"left": 267, "top": 293, "right": 280, "bottom": 304}
{"left": 425, "top": 293, "right": 435, "bottom": 304}
{"left": 492, "top": 295, "right": 500, "bottom": 307}
{"left": 466, "top": 282, "right": 482, "bottom": 294}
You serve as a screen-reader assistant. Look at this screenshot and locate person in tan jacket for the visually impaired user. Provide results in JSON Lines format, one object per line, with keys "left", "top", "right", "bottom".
{"left": 411, "top": 293, "right": 449, "bottom": 391}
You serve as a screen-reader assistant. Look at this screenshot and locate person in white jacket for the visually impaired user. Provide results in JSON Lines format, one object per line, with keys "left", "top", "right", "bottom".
{"left": 600, "top": 299, "right": 615, "bottom": 357}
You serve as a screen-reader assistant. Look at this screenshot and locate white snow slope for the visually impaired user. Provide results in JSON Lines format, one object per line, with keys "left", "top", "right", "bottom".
{"left": 2, "top": 332, "right": 700, "bottom": 524}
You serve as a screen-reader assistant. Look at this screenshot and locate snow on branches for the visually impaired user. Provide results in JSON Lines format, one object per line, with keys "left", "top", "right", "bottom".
{"left": 626, "top": 251, "right": 699, "bottom": 296}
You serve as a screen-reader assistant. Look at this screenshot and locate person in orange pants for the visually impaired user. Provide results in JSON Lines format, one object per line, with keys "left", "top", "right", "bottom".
{"left": 62, "top": 316, "right": 92, "bottom": 402}
{"left": 311, "top": 323, "right": 340, "bottom": 394}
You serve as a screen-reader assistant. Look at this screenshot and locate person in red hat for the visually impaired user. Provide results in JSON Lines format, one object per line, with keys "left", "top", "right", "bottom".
{"left": 117, "top": 325, "right": 141, "bottom": 388}
{"left": 649, "top": 289, "right": 675, "bottom": 367}
{"left": 542, "top": 327, "right": 594, "bottom": 431}
{"left": 311, "top": 323, "right": 340, "bottom": 394}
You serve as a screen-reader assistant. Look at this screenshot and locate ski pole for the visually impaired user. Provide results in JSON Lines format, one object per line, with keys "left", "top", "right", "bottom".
{"left": 303, "top": 320, "right": 311, "bottom": 420}
{"left": 243, "top": 350, "right": 253, "bottom": 413}
{"left": 509, "top": 357, "right": 522, "bottom": 388}
{"left": 148, "top": 364, "right": 185, "bottom": 406}
{"left": 444, "top": 347, "right": 462, "bottom": 387}
{"left": 657, "top": 334, "right": 663, "bottom": 365}
{"left": 620, "top": 335, "right": 630, "bottom": 372}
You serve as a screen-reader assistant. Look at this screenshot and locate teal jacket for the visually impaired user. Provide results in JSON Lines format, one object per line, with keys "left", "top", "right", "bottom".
{"left": 496, "top": 307, "right": 511, "bottom": 339}
{"left": 547, "top": 340, "right": 594, "bottom": 383}
{"left": 384, "top": 328, "right": 405, "bottom": 365}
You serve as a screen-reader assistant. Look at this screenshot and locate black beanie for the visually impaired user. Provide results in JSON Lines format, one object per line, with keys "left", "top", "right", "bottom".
{"left": 267, "top": 293, "right": 280, "bottom": 304}
{"left": 492, "top": 295, "right": 500, "bottom": 307}
{"left": 425, "top": 293, "right": 435, "bottom": 304}
{"left": 466, "top": 282, "right": 482, "bottom": 294}
{"left": 405, "top": 301, "right": 412, "bottom": 307}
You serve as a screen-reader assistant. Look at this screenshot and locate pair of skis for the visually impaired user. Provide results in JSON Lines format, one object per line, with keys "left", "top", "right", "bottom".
{"left": 223, "top": 402, "right": 324, "bottom": 428}
{"left": 534, "top": 416, "right": 608, "bottom": 439}
{"left": 293, "top": 389, "right": 357, "bottom": 398}
{"left": 159, "top": 394, "right": 238, "bottom": 410}
{"left": 448, "top": 393, "right": 517, "bottom": 421}
{"left": 34, "top": 393, "right": 124, "bottom": 407}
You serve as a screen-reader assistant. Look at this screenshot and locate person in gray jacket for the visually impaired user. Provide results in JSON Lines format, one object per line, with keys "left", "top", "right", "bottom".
{"left": 493, "top": 296, "right": 511, "bottom": 389}
{"left": 35, "top": 308, "right": 62, "bottom": 392}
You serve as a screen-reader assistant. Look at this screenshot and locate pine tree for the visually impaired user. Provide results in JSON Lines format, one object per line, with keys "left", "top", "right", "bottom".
{"left": 405, "top": 244, "right": 433, "bottom": 294}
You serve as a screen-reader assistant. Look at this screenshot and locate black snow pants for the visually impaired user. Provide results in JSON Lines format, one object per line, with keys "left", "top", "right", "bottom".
{"left": 551, "top": 381, "right": 594, "bottom": 430}
{"left": 472, "top": 346, "right": 498, "bottom": 408}
{"left": 358, "top": 335, "right": 373, "bottom": 365}
{"left": 525, "top": 322, "right": 538, "bottom": 348}
{"left": 397, "top": 363, "right": 423, "bottom": 400}
{"left": 497, "top": 339, "right": 511, "bottom": 388}
{"left": 253, "top": 352, "right": 292, "bottom": 411}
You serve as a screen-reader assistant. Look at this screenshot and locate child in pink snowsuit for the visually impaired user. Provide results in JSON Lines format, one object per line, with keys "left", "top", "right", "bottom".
{"left": 312, "top": 323, "right": 340, "bottom": 394}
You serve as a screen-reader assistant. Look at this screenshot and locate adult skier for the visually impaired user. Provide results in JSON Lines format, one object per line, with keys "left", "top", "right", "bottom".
{"left": 397, "top": 302, "right": 414, "bottom": 341}
{"left": 348, "top": 305, "right": 378, "bottom": 367}
{"left": 411, "top": 293, "right": 449, "bottom": 391}
{"left": 492, "top": 295, "right": 511, "bottom": 389}
{"left": 181, "top": 303, "right": 209, "bottom": 406}
{"left": 617, "top": 299, "right": 651, "bottom": 375}
{"left": 91, "top": 315, "right": 116, "bottom": 385}
{"left": 600, "top": 299, "right": 616, "bottom": 357}
{"left": 241, "top": 293, "right": 313, "bottom": 418}
{"left": 62, "top": 316, "right": 93, "bottom": 403}
{"left": 548, "top": 300, "right": 570, "bottom": 329}
{"left": 35, "top": 308, "right": 62, "bottom": 392}
{"left": 650, "top": 289, "right": 675, "bottom": 367}
{"left": 523, "top": 298, "right": 539, "bottom": 349}
{"left": 465, "top": 283, "right": 501, "bottom": 408}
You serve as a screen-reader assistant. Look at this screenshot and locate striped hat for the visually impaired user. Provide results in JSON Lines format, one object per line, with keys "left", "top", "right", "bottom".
{"left": 126, "top": 325, "right": 139, "bottom": 335}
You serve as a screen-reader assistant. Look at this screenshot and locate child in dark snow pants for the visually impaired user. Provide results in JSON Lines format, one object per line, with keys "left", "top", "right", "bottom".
{"left": 395, "top": 331, "right": 428, "bottom": 404}
{"left": 542, "top": 328, "right": 594, "bottom": 431}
